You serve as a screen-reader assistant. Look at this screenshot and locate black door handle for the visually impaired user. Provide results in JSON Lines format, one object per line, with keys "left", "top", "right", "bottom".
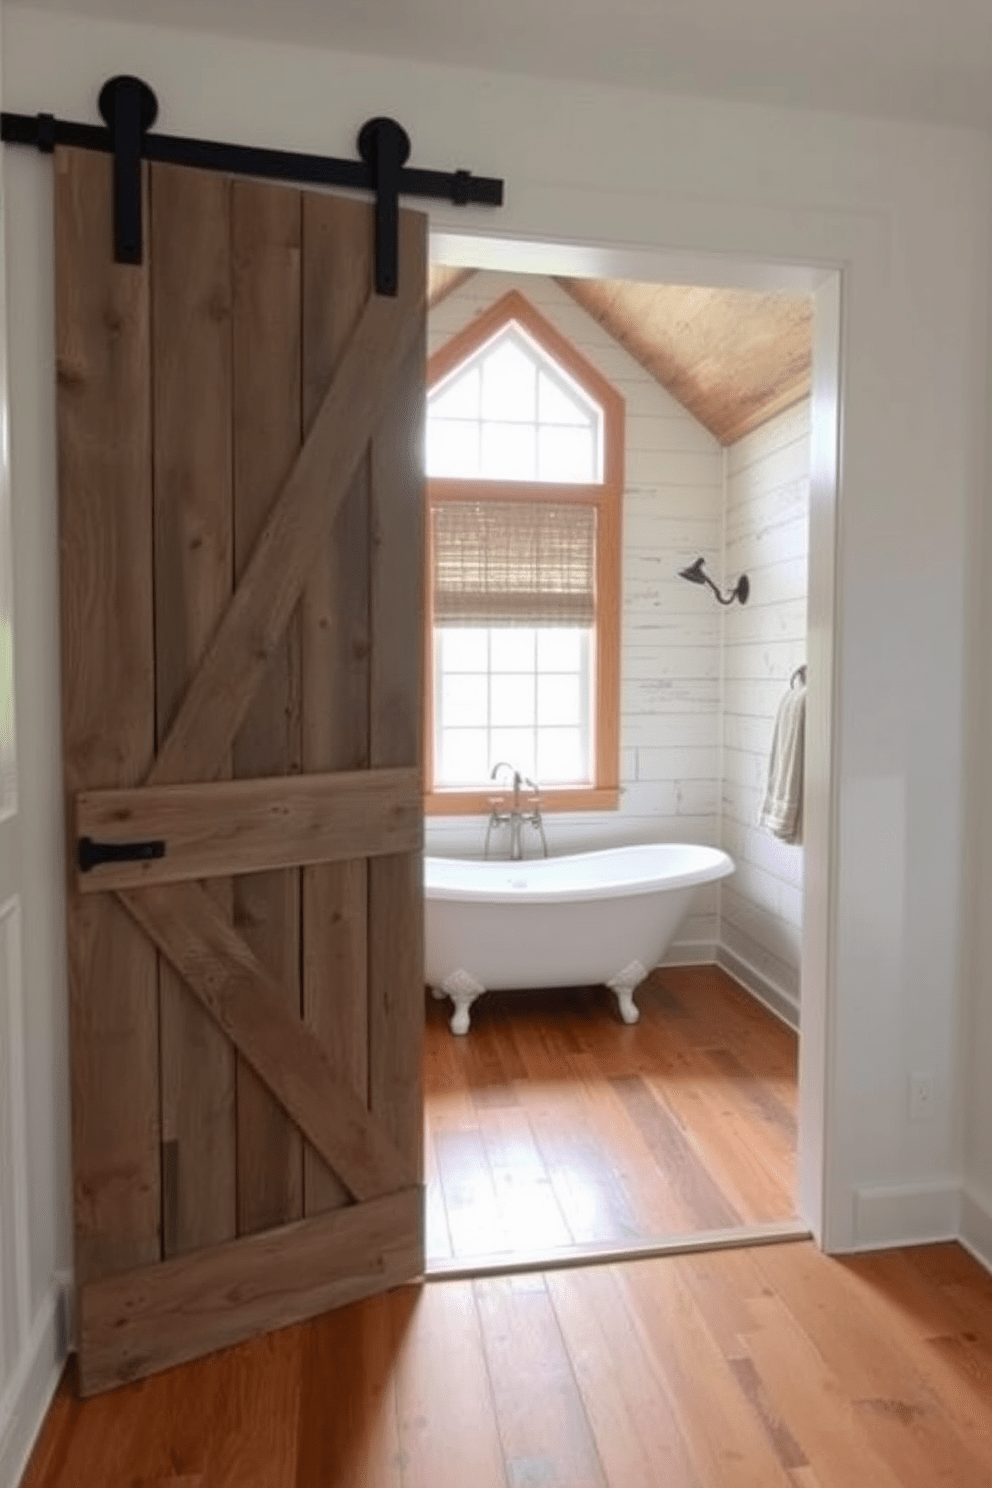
{"left": 78, "top": 837, "right": 166, "bottom": 873}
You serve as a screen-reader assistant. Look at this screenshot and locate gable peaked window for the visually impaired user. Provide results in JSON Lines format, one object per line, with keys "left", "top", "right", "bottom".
{"left": 427, "top": 322, "right": 603, "bottom": 482}
{"left": 425, "top": 289, "right": 624, "bottom": 813}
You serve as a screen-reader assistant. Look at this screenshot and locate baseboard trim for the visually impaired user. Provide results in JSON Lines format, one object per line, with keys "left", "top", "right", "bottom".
{"left": 958, "top": 1181, "right": 992, "bottom": 1275}
{"left": 0, "top": 1277, "right": 70, "bottom": 1488}
{"left": 847, "top": 1180, "right": 961, "bottom": 1252}
{"left": 715, "top": 943, "right": 800, "bottom": 1032}
{"left": 660, "top": 939, "right": 717, "bottom": 968}
{"left": 425, "top": 1219, "right": 811, "bottom": 1282}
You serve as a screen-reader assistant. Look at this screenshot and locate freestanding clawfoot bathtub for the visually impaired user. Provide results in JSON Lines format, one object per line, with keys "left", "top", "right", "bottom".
{"left": 425, "top": 842, "right": 734, "bottom": 1033}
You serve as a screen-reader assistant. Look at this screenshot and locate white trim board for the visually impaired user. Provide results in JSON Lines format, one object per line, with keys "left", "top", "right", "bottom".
{"left": 959, "top": 1182, "right": 992, "bottom": 1276}
{"left": 846, "top": 1182, "right": 961, "bottom": 1253}
{"left": 0, "top": 898, "right": 31, "bottom": 1359}
{"left": 659, "top": 939, "right": 718, "bottom": 969}
{"left": 0, "top": 1278, "right": 69, "bottom": 1488}
{"left": 716, "top": 942, "right": 800, "bottom": 1032}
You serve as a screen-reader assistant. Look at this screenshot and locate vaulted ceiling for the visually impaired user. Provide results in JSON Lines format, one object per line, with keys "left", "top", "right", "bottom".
{"left": 428, "top": 266, "right": 812, "bottom": 447}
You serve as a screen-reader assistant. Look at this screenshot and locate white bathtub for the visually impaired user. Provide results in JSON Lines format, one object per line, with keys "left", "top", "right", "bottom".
{"left": 425, "top": 842, "right": 734, "bottom": 1033}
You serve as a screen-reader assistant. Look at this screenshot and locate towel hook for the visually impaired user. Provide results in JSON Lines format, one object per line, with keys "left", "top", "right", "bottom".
{"left": 790, "top": 664, "right": 807, "bottom": 688}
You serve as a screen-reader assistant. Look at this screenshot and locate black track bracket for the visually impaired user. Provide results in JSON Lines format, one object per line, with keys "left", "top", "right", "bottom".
{"left": 2, "top": 75, "right": 504, "bottom": 294}
{"left": 98, "top": 75, "right": 158, "bottom": 264}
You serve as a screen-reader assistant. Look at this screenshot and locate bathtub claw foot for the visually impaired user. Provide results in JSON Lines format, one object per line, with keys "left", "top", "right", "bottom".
{"left": 439, "top": 969, "right": 487, "bottom": 1036}
{"left": 449, "top": 994, "right": 478, "bottom": 1036}
{"left": 606, "top": 960, "right": 648, "bottom": 1026}
{"left": 614, "top": 988, "right": 641, "bottom": 1025}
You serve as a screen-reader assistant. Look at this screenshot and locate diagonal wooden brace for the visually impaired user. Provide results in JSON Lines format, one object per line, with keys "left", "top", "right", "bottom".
{"left": 148, "top": 230, "right": 424, "bottom": 789}
{"left": 119, "top": 879, "right": 412, "bottom": 1202}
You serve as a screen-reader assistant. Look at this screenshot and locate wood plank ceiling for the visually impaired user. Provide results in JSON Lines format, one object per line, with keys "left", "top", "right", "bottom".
{"left": 428, "top": 266, "right": 812, "bottom": 446}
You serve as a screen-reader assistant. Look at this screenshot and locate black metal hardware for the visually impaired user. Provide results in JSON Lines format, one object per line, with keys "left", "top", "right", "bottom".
{"left": 358, "top": 117, "right": 409, "bottom": 297}
{"left": 1, "top": 76, "right": 504, "bottom": 294}
{"left": 36, "top": 112, "right": 56, "bottom": 154}
{"left": 677, "top": 555, "right": 750, "bottom": 606}
{"left": 98, "top": 75, "right": 158, "bottom": 264}
{"left": 78, "top": 836, "right": 166, "bottom": 873}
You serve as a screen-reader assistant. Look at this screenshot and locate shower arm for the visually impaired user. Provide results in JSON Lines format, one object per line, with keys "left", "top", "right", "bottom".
{"left": 702, "top": 571, "right": 738, "bottom": 605}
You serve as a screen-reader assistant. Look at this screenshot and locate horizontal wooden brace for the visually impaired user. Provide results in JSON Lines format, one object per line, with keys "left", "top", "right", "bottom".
{"left": 78, "top": 1186, "right": 423, "bottom": 1394}
{"left": 76, "top": 766, "right": 422, "bottom": 891}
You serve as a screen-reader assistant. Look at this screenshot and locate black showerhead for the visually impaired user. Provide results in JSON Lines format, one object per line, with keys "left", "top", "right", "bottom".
{"left": 678, "top": 557, "right": 708, "bottom": 585}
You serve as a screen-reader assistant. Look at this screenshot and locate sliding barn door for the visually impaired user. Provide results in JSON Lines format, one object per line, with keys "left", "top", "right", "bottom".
{"left": 55, "top": 145, "right": 426, "bottom": 1394}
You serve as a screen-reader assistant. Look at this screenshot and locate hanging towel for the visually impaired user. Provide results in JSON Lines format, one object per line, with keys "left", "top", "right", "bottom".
{"left": 759, "top": 679, "right": 806, "bottom": 845}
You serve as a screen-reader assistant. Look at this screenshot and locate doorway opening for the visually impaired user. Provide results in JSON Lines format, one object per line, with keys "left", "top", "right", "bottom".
{"left": 420, "top": 238, "right": 839, "bottom": 1274}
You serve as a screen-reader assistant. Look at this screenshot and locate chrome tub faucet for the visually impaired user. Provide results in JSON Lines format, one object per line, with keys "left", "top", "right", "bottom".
{"left": 485, "top": 761, "right": 548, "bottom": 860}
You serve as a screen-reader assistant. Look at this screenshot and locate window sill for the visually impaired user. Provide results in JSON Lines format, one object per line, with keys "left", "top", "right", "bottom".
{"left": 424, "top": 786, "right": 620, "bottom": 817}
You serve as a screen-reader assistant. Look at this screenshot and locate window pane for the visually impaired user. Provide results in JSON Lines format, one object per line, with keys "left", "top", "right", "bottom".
{"left": 439, "top": 729, "right": 488, "bottom": 785}
{"left": 490, "top": 728, "right": 535, "bottom": 778}
{"left": 491, "top": 674, "right": 535, "bottom": 727}
{"left": 491, "top": 628, "right": 535, "bottom": 671}
{"left": 538, "top": 674, "right": 580, "bottom": 726}
{"left": 538, "top": 370, "right": 589, "bottom": 426}
{"left": 537, "top": 628, "right": 583, "bottom": 671}
{"left": 481, "top": 337, "right": 537, "bottom": 421}
{"left": 430, "top": 365, "right": 480, "bottom": 420}
{"left": 439, "top": 627, "right": 488, "bottom": 671}
{"left": 537, "top": 727, "right": 584, "bottom": 783}
{"left": 427, "top": 419, "right": 479, "bottom": 478}
{"left": 480, "top": 422, "right": 536, "bottom": 480}
{"left": 441, "top": 674, "right": 487, "bottom": 728}
{"left": 537, "top": 424, "right": 595, "bottom": 483}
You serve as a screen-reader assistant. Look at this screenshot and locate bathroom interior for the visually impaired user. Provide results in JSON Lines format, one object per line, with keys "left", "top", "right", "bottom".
{"left": 421, "top": 262, "right": 812, "bottom": 1268}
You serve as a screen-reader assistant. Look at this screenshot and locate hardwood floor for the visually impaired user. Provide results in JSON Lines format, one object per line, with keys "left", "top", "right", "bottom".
{"left": 24, "top": 1239, "right": 992, "bottom": 1487}
{"left": 425, "top": 964, "right": 799, "bottom": 1262}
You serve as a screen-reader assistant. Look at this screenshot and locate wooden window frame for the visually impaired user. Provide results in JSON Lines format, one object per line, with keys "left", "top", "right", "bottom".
{"left": 424, "top": 289, "right": 624, "bottom": 816}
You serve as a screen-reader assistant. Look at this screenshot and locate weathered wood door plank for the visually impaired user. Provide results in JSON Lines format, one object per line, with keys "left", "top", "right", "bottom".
{"left": 230, "top": 178, "right": 306, "bottom": 1237}
{"left": 150, "top": 160, "right": 237, "bottom": 1258}
{"left": 56, "top": 146, "right": 161, "bottom": 1285}
{"left": 300, "top": 193, "right": 376, "bottom": 1217}
{"left": 369, "top": 211, "right": 428, "bottom": 1183}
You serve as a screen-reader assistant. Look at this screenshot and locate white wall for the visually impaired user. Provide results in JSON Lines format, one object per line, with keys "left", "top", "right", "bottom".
{"left": 962, "top": 253, "right": 992, "bottom": 1266}
{"left": 426, "top": 270, "right": 725, "bottom": 958}
{"left": 719, "top": 400, "right": 810, "bottom": 1023}
{"left": 0, "top": 8, "right": 72, "bottom": 1486}
{"left": 0, "top": 0, "right": 987, "bottom": 1311}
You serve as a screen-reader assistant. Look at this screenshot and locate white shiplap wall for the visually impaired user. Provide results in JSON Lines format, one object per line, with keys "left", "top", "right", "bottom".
{"left": 425, "top": 271, "right": 726, "bottom": 958}
{"left": 718, "top": 401, "right": 811, "bottom": 1023}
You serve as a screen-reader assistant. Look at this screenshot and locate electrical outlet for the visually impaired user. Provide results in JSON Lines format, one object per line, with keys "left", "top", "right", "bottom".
{"left": 909, "top": 1071, "right": 935, "bottom": 1122}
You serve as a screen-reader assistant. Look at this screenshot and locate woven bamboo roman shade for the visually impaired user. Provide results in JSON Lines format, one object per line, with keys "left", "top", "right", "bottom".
{"left": 431, "top": 499, "right": 596, "bottom": 626}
